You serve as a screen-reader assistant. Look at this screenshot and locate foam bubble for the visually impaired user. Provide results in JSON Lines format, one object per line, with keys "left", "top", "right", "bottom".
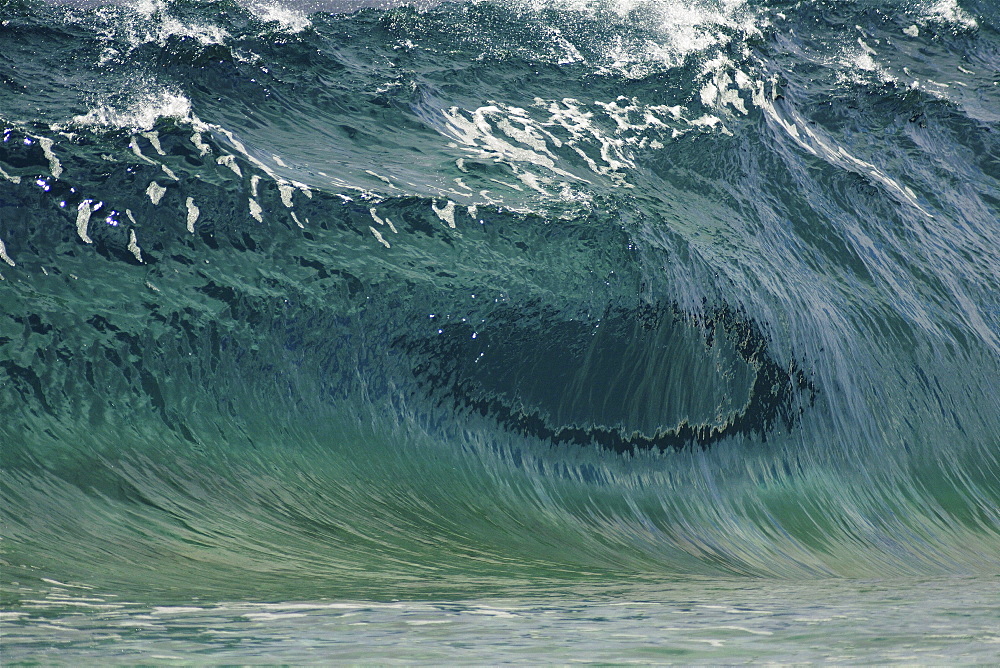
{"left": 432, "top": 199, "right": 456, "bottom": 228}
{"left": 527, "top": 0, "right": 758, "bottom": 76}
{"left": 0, "top": 238, "right": 15, "bottom": 267}
{"left": 146, "top": 181, "right": 166, "bottom": 204}
{"left": 155, "top": 16, "right": 229, "bottom": 45}
{"left": 248, "top": 2, "right": 312, "bottom": 33}
{"left": 249, "top": 198, "right": 263, "bottom": 222}
{"left": 923, "top": 0, "right": 978, "bottom": 31}
{"left": 96, "top": 0, "right": 230, "bottom": 47}
{"left": 127, "top": 229, "right": 143, "bottom": 263}
{"left": 185, "top": 197, "right": 199, "bottom": 233}
{"left": 70, "top": 91, "right": 193, "bottom": 132}
{"left": 76, "top": 200, "right": 94, "bottom": 244}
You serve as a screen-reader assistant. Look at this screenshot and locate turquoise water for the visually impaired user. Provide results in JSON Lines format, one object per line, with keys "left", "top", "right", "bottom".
{"left": 5, "top": 577, "right": 1000, "bottom": 662}
{"left": 2, "top": 0, "right": 999, "bottom": 661}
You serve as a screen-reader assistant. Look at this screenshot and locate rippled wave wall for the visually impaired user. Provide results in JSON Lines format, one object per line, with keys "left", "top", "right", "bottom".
{"left": 1, "top": 0, "right": 999, "bottom": 602}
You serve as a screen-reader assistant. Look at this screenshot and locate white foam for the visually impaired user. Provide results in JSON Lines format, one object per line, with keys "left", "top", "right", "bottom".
{"left": 442, "top": 105, "right": 577, "bottom": 181}
{"left": 923, "top": 0, "right": 978, "bottom": 30}
{"left": 491, "top": 178, "right": 520, "bottom": 191}
{"left": 248, "top": 2, "right": 311, "bottom": 33}
{"left": 127, "top": 229, "right": 143, "bottom": 263}
{"left": 365, "top": 169, "right": 398, "bottom": 188}
{"left": 439, "top": 96, "right": 682, "bottom": 199}
{"left": 0, "top": 165, "right": 21, "bottom": 184}
{"left": 550, "top": 0, "right": 758, "bottom": 76}
{"left": 217, "top": 154, "right": 243, "bottom": 177}
{"left": 71, "top": 91, "right": 192, "bottom": 132}
{"left": 241, "top": 612, "right": 308, "bottom": 621}
{"left": 151, "top": 606, "right": 206, "bottom": 615}
{"left": 466, "top": 608, "right": 518, "bottom": 618}
{"left": 121, "top": 1, "right": 230, "bottom": 47}
{"left": 38, "top": 137, "right": 62, "bottom": 179}
{"left": 191, "top": 132, "right": 211, "bottom": 156}
{"left": 142, "top": 131, "right": 165, "bottom": 155}
{"left": 207, "top": 125, "right": 286, "bottom": 187}
{"left": 549, "top": 26, "right": 585, "bottom": 65}
{"left": 160, "top": 19, "right": 227, "bottom": 45}
{"left": 249, "top": 198, "right": 263, "bottom": 222}
{"left": 278, "top": 182, "right": 295, "bottom": 207}
{"left": 432, "top": 199, "right": 456, "bottom": 228}
{"left": 129, "top": 137, "right": 157, "bottom": 165}
{"left": 146, "top": 181, "right": 166, "bottom": 204}
{"left": 689, "top": 113, "right": 730, "bottom": 135}
{"left": 185, "top": 197, "right": 199, "bottom": 233}
{"left": 517, "top": 170, "right": 551, "bottom": 194}
{"left": 76, "top": 200, "right": 94, "bottom": 243}
{"left": 0, "top": 238, "right": 15, "bottom": 267}
{"left": 369, "top": 226, "right": 391, "bottom": 248}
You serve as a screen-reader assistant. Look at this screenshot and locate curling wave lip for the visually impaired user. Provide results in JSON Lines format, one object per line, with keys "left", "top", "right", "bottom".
{"left": 400, "top": 303, "right": 815, "bottom": 453}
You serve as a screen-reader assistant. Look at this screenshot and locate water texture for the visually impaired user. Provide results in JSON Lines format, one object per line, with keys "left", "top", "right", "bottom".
{"left": 1, "top": 0, "right": 999, "bottom": 660}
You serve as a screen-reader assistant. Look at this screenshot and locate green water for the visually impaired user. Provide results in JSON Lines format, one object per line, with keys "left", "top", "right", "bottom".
{"left": 5, "top": 577, "right": 1000, "bottom": 663}
{"left": 3, "top": 0, "right": 1000, "bottom": 661}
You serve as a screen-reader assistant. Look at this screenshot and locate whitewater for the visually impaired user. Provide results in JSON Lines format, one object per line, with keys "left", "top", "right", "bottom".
{"left": 1, "top": 0, "right": 999, "bottom": 661}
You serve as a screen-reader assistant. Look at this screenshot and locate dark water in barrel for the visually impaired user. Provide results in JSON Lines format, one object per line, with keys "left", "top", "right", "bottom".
{"left": 1, "top": 0, "right": 999, "bottom": 661}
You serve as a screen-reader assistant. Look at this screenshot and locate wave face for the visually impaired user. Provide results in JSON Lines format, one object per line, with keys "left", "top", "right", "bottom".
{"left": 1, "top": 0, "right": 1000, "bottom": 602}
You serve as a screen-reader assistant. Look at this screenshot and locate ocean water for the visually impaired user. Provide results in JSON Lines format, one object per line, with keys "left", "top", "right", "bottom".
{"left": 1, "top": 0, "right": 999, "bottom": 662}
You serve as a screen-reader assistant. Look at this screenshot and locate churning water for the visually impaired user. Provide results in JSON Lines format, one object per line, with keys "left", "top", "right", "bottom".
{"left": 1, "top": 0, "right": 999, "bottom": 661}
